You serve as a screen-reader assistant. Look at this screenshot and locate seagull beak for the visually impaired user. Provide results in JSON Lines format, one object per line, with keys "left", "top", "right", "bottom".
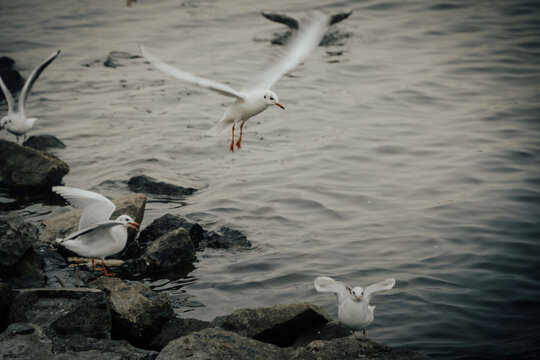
{"left": 355, "top": 296, "right": 361, "bottom": 301}
{"left": 128, "top": 222, "right": 139, "bottom": 231}
{"left": 275, "top": 102, "right": 285, "bottom": 110}
{"left": 0, "top": 125, "right": 3, "bottom": 131}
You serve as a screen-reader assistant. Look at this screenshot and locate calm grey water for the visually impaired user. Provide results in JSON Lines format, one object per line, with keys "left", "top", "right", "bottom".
{"left": 1, "top": 0, "right": 540, "bottom": 358}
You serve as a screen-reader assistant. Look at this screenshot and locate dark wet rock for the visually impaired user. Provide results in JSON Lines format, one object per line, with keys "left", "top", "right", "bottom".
{"left": 0, "top": 139, "right": 69, "bottom": 188}
{"left": 212, "top": 302, "right": 332, "bottom": 347}
{"left": 1, "top": 248, "right": 45, "bottom": 288}
{"left": 87, "top": 277, "right": 174, "bottom": 348}
{"left": 157, "top": 327, "right": 286, "bottom": 360}
{"left": 9, "top": 287, "right": 111, "bottom": 339}
{"left": 291, "top": 320, "right": 351, "bottom": 347}
{"left": 0, "top": 323, "right": 158, "bottom": 360}
{"left": 206, "top": 225, "right": 251, "bottom": 249}
{"left": 0, "top": 282, "right": 14, "bottom": 332}
{"left": 0, "top": 213, "right": 39, "bottom": 266}
{"left": 40, "top": 192, "right": 146, "bottom": 246}
{"left": 149, "top": 316, "right": 210, "bottom": 350}
{"left": 38, "top": 246, "right": 94, "bottom": 288}
{"left": 128, "top": 175, "right": 197, "bottom": 197}
{"left": 104, "top": 51, "right": 141, "bottom": 68}
{"left": 261, "top": 11, "right": 353, "bottom": 46}
{"left": 0, "top": 56, "right": 24, "bottom": 101}
{"left": 139, "top": 228, "right": 196, "bottom": 273}
{"left": 23, "top": 134, "right": 66, "bottom": 151}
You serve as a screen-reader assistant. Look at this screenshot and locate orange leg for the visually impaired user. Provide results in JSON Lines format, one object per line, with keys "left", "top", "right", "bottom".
{"left": 363, "top": 329, "right": 366, "bottom": 337}
{"left": 101, "top": 259, "right": 115, "bottom": 276}
{"left": 229, "top": 124, "right": 235, "bottom": 152}
{"left": 92, "top": 258, "right": 95, "bottom": 271}
{"left": 235, "top": 121, "right": 244, "bottom": 149}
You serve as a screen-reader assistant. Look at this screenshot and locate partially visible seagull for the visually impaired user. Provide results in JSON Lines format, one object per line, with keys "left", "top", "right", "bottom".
{"left": 53, "top": 186, "right": 140, "bottom": 277}
{"left": 314, "top": 276, "right": 396, "bottom": 336}
{"left": 0, "top": 50, "right": 60, "bottom": 143}
{"left": 139, "top": 12, "right": 330, "bottom": 152}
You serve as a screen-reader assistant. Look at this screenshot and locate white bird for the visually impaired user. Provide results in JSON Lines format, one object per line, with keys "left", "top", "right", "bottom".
{"left": 139, "top": 12, "right": 330, "bottom": 152}
{"left": 53, "top": 186, "right": 140, "bottom": 276}
{"left": 0, "top": 50, "right": 60, "bottom": 143}
{"left": 314, "top": 276, "right": 396, "bottom": 336}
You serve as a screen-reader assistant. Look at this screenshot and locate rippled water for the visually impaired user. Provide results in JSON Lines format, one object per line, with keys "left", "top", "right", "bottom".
{"left": 2, "top": 0, "right": 540, "bottom": 358}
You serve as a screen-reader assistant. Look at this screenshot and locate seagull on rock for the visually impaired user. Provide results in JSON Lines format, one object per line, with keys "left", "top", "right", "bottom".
{"left": 314, "top": 276, "right": 395, "bottom": 336}
{"left": 0, "top": 50, "right": 60, "bottom": 143}
{"left": 53, "top": 186, "right": 139, "bottom": 276}
{"left": 139, "top": 12, "right": 330, "bottom": 152}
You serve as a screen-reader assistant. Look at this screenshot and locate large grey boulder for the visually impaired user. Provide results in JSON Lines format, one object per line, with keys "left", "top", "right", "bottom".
{"left": 149, "top": 316, "right": 211, "bottom": 350}
{"left": 0, "top": 322, "right": 158, "bottom": 360}
{"left": 8, "top": 287, "right": 111, "bottom": 339}
{"left": 40, "top": 192, "right": 146, "bottom": 246}
{"left": 0, "top": 139, "right": 69, "bottom": 188}
{"left": 139, "top": 228, "right": 196, "bottom": 273}
{"left": 212, "top": 302, "right": 332, "bottom": 347}
{"left": 0, "top": 213, "right": 39, "bottom": 267}
{"left": 157, "top": 327, "right": 286, "bottom": 360}
{"left": 88, "top": 277, "right": 174, "bottom": 348}
{"left": 127, "top": 174, "right": 197, "bottom": 197}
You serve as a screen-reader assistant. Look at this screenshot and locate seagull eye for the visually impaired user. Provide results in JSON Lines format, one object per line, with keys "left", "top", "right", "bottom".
{"left": 270, "top": 97, "right": 274, "bottom": 100}
{"left": 264, "top": 95, "right": 267, "bottom": 99}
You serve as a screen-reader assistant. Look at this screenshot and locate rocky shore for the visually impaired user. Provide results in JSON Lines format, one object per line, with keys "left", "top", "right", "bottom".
{"left": 0, "top": 141, "right": 429, "bottom": 359}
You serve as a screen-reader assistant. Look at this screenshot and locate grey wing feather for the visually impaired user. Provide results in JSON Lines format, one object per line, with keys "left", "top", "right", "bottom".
{"left": 364, "top": 278, "right": 396, "bottom": 302}
{"left": 314, "top": 276, "right": 351, "bottom": 305}
{"left": 56, "top": 221, "right": 123, "bottom": 243}
{"left": 330, "top": 11, "right": 353, "bottom": 25}
{"left": 261, "top": 12, "right": 299, "bottom": 29}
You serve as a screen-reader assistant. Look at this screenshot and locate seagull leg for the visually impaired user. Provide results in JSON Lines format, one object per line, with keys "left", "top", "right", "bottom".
{"left": 229, "top": 124, "right": 235, "bottom": 152}
{"left": 101, "top": 259, "right": 115, "bottom": 276}
{"left": 363, "top": 329, "right": 366, "bottom": 337}
{"left": 236, "top": 121, "right": 244, "bottom": 149}
{"left": 92, "top": 258, "right": 95, "bottom": 271}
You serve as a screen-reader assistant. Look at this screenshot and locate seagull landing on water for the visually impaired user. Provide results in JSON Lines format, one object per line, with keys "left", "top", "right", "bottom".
{"left": 314, "top": 276, "right": 396, "bottom": 337}
{"left": 53, "top": 186, "right": 140, "bottom": 277}
{"left": 139, "top": 12, "right": 330, "bottom": 152}
{"left": 0, "top": 50, "right": 60, "bottom": 143}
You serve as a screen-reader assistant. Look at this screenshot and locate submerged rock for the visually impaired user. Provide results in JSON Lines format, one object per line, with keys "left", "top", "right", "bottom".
{"left": 104, "top": 51, "right": 141, "bottom": 68}
{"left": 0, "top": 214, "right": 39, "bottom": 267}
{"left": 88, "top": 277, "right": 174, "bottom": 348}
{"left": 206, "top": 226, "right": 251, "bottom": 249}
{"left": 23, "top": 134, "right": 66, "bottom": 151}
{"left": 0, "top": 139, "right": 69, "bottom": 188}
{"left": 8, "top": 287, "right": 111, "bottom": 339}
{"left": 128, "top": 175, "right": 197, "bottom": 197}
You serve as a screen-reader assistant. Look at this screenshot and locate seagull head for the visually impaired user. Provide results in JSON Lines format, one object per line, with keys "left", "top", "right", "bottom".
{"left": 352, "top": 286, "right": 364, "bottom": 302}
{"left": 263, "top": 90, "right": 284, "bottom": 110}
{"left": 116, "top": 215, "right": 140, "bottom": 231}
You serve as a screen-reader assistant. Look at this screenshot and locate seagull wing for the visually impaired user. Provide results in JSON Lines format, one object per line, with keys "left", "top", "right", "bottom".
{"left": 261, "top": 12, "right": 299, "bottom": 30}
{"left": 139, "top": 44, "right": 244, "bottom": 100}
{"left": 0, "top": 75, "right": 15, "bottom": 114}
{"left": 52, "top": 186, "right": 116, "bottom": 231}
{"left": 364, "top": 278, "right": 396, "bottom": 302}
{"left": 330, "top": 11, "right": 353, "bottom": 25}
{"left": 246, "top": 12, "right": 330, "bottom": 91}
{"left": 56, "top": 220, "right": 123, "bottom": 242}
{"left": 314, "top": 276, "right": 352, "bottom": 305}
{"left": 18, "top": 50, "right": 60, "bottom": 117}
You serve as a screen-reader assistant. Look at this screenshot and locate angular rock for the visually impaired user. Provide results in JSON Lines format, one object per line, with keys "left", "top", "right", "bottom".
{"left": 23, "top": 134, "right": 66, "bottom": 151}
{"left": 212, "top": 302, "right": 332, "bottom": 347}
{"left": 128, "top": 175, "right": 197, "bottom": 197}
{"left": 0, "top": 282, "right": 14, "bottom": 332}
{"left": 9, "top": 287, "right": 111, "bottom": 339}
{"left": 0, "top": 323, "right": 158, "bottom": 360}
{"left": 149, "top": 316, "right": 210, "bottom": 351}
{"left": 0, "top": 213, "right": 39, "bottom": 266}
{"left": 0, "top": 139, "right": 69, "bottom": 188}
{"left": 206, "top": 226, "right": 251, "bottom": 249}
{"left": 156, "top": 327, "right": 286, "bottom": 360}
{"left": 291, "top": 320, "right": 351, "bottom": 347}
{"left": 88, "top": 277, "right": 174, "bottom": 348}
{"left": 289, "top": 336, "right": 431, "bottom": 360}
{"left": 139, "top": 228, "right": 196, "bottom": 273}
{"left": 40, "top": 192, "right": 146, "bottom": 246}
{"left": 1, "top": 248, "right": 45, "bottom": 288}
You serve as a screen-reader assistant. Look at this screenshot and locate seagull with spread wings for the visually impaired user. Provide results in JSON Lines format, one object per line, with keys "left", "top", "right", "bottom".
{"left": 139, "top": 12, "right": 330, "bottom": 152}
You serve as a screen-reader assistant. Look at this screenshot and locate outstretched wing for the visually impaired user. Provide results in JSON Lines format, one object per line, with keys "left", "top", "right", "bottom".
{"left": 52, "top": 186, "right": 116, "bottom": 231}
{"left": 246, "top": 12, "right": 330, "bottom": 91}
{"left": 364, "top": 278, "right": 396, "bottom": 302}
{"left": 314, "top": 276, "right": 352, "bottom": 305}
{"left": 330, "top": 11, "right": 353, "bottom": 25}
{"left": 19, "top": 49, "right": 60, "bottom": 117}
{"left": 261, "top": 12, "right": 299, "bottom": 30}
{"left": 139, "top": 44, "right": 244, "bottom": 100}
{"left": 0, "top": 75, "right": 15, "bottom": 114}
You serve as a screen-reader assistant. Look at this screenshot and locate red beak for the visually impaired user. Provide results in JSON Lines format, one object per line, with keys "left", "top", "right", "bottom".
{"left": 275, "top": 103, "right": 285, "bottom": 110}
{"left": 128, "top": 222, "right": 139, "bottom": 231}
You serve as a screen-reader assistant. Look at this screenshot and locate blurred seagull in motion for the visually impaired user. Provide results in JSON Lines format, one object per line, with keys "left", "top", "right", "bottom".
{"left": 53, "top": 186, "right": 140, "bottom": 276}
{"left": 314, "top": 276, "right": 396, "bottom": 336}
{"left": 0, "top": 50, "right": 60, "bottom": 143}
{"left": 139, "top": 12, "right": 330, "bottom": 152}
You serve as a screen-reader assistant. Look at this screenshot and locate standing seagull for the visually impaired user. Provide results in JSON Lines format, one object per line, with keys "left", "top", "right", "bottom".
{"left": 314, "top": 276, "right": 396, "bottom": 336}
{"left": 0, "top": 50, "right": 60, "bottom": 143}
{"left": 53, "top": 186, "right": 140, "bottom": 276}
{"left": 139, "top": 12, "right": 330, "bottom": 152}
